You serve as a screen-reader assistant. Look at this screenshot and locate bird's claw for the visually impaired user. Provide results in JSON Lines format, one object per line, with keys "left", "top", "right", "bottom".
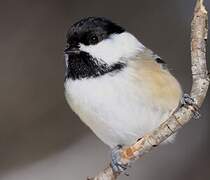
{"left": 181, "top": 94, "right": 201, "bottom": 119}
{"left": 111, "top": 145, "right": 130, "bottom": 175}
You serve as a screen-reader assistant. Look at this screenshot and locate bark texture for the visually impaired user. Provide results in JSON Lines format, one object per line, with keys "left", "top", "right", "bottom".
{"left": 89, "top": 0, "right": 209, "bottom": 179}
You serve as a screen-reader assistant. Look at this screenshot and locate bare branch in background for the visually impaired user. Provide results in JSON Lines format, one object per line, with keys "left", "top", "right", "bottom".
{"left": 88, "top": 0, "right": 209, "bottom": 179}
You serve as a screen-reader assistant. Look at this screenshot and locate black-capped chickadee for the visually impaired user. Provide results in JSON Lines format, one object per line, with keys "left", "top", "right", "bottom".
{"left": 64, "top": 17, "right": 182, "bottom": 172}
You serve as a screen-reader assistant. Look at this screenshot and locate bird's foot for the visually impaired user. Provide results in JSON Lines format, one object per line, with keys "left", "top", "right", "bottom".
{"left": 111, "top": 145, "right": 130, "bottom": 175}
{"left": 181, "top": 94, "right": 201, "bottom": 119}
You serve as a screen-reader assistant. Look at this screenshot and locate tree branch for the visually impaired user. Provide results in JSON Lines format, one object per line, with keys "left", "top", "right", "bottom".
{"left": 88, "top": 0, "right": 209, "bottom": 179}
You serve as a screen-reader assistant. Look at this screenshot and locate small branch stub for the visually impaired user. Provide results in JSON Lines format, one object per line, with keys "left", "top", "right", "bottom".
{"left": 88, "top": 0, "right": 209, "bottom": 179}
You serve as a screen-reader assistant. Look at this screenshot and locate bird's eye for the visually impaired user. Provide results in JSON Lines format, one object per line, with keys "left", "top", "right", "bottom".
{"left": 65, "top": 43, "right": 70, "bottom": 49}
{"left": 89, "top": 35, "right": 99, "bottom": 45}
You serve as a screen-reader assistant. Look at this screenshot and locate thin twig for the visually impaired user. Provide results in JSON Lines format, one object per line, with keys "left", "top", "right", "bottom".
{"left": 88, "top": 0, "right": 209, "bottom": 179}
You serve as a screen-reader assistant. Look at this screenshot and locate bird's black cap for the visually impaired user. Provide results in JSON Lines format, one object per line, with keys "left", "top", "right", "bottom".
{"left": 66, "top": 17, "right": 125, "bottom": 46}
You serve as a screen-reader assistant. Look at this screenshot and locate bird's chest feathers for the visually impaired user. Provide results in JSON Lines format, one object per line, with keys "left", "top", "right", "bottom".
{"left": 65, "top": 62, "right": 181, "bottom": 147}
{"left": 65, "top": 71, "right": 144, "bottom": 128}
{"left": 65, "top": 71, "right": 160, "bottom": 146}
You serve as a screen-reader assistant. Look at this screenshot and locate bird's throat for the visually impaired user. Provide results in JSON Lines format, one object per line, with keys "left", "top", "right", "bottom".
{"left": 64, "top": 51, "right": 126, "bottom": 80}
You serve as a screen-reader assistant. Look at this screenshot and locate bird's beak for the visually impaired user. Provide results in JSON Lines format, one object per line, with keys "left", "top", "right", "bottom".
{"left": 64, "top": 47, "right": 80, "bottom": 54}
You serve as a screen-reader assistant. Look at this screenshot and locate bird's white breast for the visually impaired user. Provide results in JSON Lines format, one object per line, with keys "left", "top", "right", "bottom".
{"left": 65, "top": 65, "right": 180, "bottom": 148}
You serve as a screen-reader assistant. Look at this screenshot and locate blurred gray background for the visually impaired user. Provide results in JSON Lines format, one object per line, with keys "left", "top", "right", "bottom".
{"left": 0, "top": 0, "right": 209, "bottom": 180}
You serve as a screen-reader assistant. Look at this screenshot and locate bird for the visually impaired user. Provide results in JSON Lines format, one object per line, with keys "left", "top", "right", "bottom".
{"left": 64, "top": 17, "right": 183, "bottom": 172}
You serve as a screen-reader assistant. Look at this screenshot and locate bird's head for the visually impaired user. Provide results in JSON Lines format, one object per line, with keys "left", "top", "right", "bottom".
{"left": 64, "top": 17, "right": 144, "bottom": 80}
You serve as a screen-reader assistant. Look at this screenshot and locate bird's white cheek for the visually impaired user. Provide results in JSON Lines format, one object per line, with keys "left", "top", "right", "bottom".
{"left": 79, "top": 32, "right": 145, "bottom": 64}
{"left": 79, "top": 41, "right": 119, "bottom": 64}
